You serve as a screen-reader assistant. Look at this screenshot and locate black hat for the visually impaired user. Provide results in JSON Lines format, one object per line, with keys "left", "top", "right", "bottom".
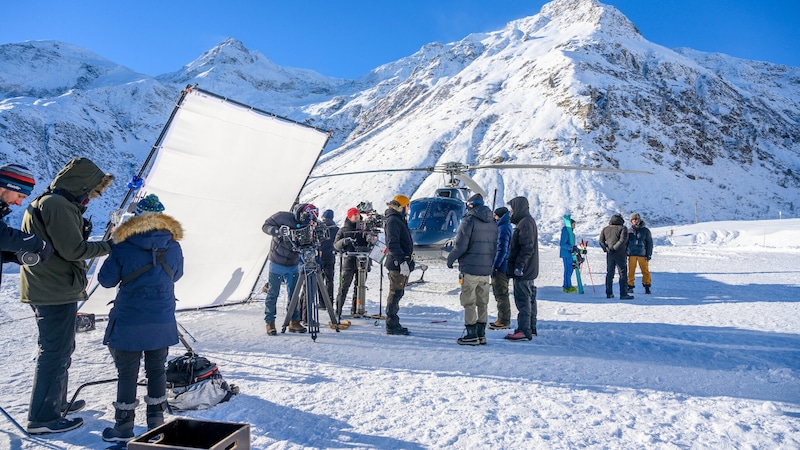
{"left": 494, "top": 207, "right": 508, "bottom": 217}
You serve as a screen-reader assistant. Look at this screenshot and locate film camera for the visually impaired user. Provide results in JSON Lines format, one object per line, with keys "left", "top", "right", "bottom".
{"left": 286, "top": 223, "right": 330, "bottom": 249}
{"left": 355, "top": 201, "right": 383, "bottom": 247}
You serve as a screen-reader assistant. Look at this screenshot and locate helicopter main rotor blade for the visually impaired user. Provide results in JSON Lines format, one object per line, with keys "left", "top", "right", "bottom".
{"left": 467, "top": 163, "right": 653, "bottom": 175}
{"left": 453, "top": 174, "right": 487, "bottom": 199}
{"left": 309, "top": 166, "right": 434, "bottom": 178}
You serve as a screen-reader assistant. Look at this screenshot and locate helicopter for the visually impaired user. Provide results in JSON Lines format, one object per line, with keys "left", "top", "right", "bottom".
{"left": 309, "top": 161, "right": 652, "bottom": 254}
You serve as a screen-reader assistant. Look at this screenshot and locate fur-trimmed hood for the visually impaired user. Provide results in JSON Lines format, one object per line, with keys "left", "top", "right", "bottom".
{"left": 113, "top": 213, "right": 183, "bottom": 244}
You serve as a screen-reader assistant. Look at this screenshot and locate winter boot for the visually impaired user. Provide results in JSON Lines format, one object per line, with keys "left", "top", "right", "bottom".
{"left": 288, "top": 320, "right": 307, "bottom": 333}
{"left": 644, "top": 285, "right": 651, "bottom": 295}
{"left": 620, "top": 294, "right": 635, "bottom": 300}
{"left": 145, "top": 396, "right": 167, "bottom": 430}
{"left": 476, "top": 322, "right": 487, "bottom": 345}
{"left": 488, "top": 320, "right": 510, "bottom": 330}
{"left": 102, "top": 401, "right": 137, "bottom": 442}
{"left": 265, "top": 322, "right": 277, "bottom": 336}
{"left": 627, "top": 285, "right": 635, "bottom": 294}
{"left": 457, "top": 324, "right": 480, "bottom": 346}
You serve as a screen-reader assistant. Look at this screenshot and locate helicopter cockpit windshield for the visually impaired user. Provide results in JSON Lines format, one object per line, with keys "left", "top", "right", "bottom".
{"left": 408, "top": 198, "right": 464, "bottom": 245}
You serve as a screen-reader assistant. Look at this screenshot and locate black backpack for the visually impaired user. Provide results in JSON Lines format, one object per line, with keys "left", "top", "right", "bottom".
{"left": 165, "top": 352, "right": 219, "bottom": 388}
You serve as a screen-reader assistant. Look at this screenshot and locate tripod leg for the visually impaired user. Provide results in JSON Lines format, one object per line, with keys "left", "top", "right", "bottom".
{"left": 317, "top": 272, "right": 340, "bottom": 331}
{"left": 306, "top": 271, "right": 319, "bottom": 340}
{"left": 282, "top": 275, "right": 305, "bottom": 333}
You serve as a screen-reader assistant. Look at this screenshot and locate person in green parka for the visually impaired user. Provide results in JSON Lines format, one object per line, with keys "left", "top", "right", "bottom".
{"left": 20, "top": 157, "right": 114, "bottom": 435}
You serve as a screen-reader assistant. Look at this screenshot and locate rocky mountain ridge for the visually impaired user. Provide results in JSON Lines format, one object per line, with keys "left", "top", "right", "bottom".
{"left": 1, "top": 0, "right": 798, "bottom": 239}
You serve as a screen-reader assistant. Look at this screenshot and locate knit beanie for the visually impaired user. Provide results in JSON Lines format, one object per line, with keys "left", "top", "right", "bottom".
{"left": 322, "top": 209, "right": 334, "bottom": 220}
{"left": 347, "top": 207, "right": 360, "bottom": 219}
{"left": 135, "top": 194, "right": 165, "bottom": 215}
{"left": 0, "top": 164, "right": 35, "bottom": 196}
{"left": 467, "top": 193, "right": 484, "bottom": 206}
{"left": 494, "top": 207, "right": 508, "bottom": 218}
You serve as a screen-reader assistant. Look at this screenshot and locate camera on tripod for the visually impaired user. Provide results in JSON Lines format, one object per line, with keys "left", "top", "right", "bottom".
{"left": 287, "top": 223, "right": 330, "bottom": 249}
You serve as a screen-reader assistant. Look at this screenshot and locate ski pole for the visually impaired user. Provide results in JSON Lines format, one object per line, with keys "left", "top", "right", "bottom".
{"left": 580, "top": 240, "right": 597, "bottom": 293}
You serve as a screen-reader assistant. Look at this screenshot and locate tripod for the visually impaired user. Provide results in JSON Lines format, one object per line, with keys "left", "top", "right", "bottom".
{"left": 338, "top": 251, "right": 371, "bottom": 319}
{"left": 282, "top": 247, "right": 340, "bottom": 341}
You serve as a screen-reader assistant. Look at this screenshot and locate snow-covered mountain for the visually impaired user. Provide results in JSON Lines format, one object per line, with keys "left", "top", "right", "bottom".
{"left": 1, "top": 0, "right": 798, "bottom": 240}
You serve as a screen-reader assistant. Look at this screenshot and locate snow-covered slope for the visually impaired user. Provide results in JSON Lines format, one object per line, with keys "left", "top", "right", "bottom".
{"left": 1, "top": 0, "right": 798, "bottom": 241}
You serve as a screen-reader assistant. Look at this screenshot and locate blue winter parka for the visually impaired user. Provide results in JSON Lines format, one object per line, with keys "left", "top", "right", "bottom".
{"left": 492, "top": 210, "right": 513, "bottom": 273}
{"left": 99, "top": 213, "right": 184, "bottom": 352}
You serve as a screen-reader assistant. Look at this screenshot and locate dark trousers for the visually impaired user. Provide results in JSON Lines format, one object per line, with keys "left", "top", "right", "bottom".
{"left": 336, "top": 267, "right": 368, "bottom": 314}
{"left": 491, "top": 271, "right": 511, "bottom": 324}
{"left": 386, "top": 270, "right": 408, "bottom": 329}
{"left": 28, "top": 303, "right": 77, "bottom": 423}
{"left": 605, "top": 251, "right": 628, "bottom": 297}
{"left": 109, "top": 347, "right": 169, "bottom": 404}
{"left": 512, "top": 279, "right": 537, "bottom": 336}
{"left": 321, "top": 259, "right": 335, "bottom": 303}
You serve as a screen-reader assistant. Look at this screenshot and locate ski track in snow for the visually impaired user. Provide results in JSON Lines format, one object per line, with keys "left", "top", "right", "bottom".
{"left": 0, "top": 228, "right": 799, "bottom": 449}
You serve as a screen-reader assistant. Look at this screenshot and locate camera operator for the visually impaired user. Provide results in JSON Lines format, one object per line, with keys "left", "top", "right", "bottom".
{"left": 333, "top": 207, "right": 372, "bottom": 315}
{"left": 0, "top": 164, "right": 53, "bottom": 289}
{"left": 261, "top": 203, "right": 321, "bottom": 336}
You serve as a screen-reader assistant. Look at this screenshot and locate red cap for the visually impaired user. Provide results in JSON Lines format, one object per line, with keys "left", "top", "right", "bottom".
{"left": 347, "top": 207, "right": 360, "bottom": 218}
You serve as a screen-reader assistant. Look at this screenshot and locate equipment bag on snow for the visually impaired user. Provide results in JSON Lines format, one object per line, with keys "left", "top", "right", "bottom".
{"left": 165, "top": 352, "right": 239, "bottom": 410}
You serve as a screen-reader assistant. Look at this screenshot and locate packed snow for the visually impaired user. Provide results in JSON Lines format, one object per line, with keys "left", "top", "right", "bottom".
{"left": 0, "top": 218, "right": 798, "bottom": 449}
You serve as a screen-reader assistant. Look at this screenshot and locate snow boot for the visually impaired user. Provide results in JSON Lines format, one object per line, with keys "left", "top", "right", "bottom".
{"left": 386, "top": 325, "right": 409, "bottom": 335}
{"left": 457, "top": 324, "right": 480, "bottom": 346}
{"left": 644, "top": 285, "right": 651, "bottom": 295}
{"left": 488, "top": 321, "right": 510, "bottom": 330}
{"left": 145, "top": 396, "right": 167, "bottom": 430}
{"left": 288, "top": 320, "right": 307, "bottom": 333}
{"left": 265, "top": 322, "right": 277, "bottom": 336}
{"left": 476, "top": 322, "right": 487, "bottom": 345}
{"left": 504, "top": 330, "right": 532, "bottom": 341}
{"left": 102, "top": 401, "right": 137, "bottom": 442}
{"left": 627, "top": 285, "right": 635, "bottom": 294}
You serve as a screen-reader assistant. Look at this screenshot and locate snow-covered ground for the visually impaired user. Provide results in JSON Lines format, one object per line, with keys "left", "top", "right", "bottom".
{"left": 0, "top": 219, "right": 798, "bottom": 449}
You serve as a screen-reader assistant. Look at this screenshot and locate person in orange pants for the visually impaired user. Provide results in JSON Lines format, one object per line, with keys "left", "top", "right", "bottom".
{"left": 627, "top": 213, "right": 653, "bottom": 294}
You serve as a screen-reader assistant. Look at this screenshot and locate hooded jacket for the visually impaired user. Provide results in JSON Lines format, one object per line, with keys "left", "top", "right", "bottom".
{"left": 627, "top": 219, "right": 653, "bottom": 258}
{"left": 506, "top": 197, "right": 539, "bottom": 280}
{"left": 383, "top": 204, "right": 414, "bottom": 273}
{"left": 262, "top": 210, "right": 302, "bottom": 267}
{"left": 20, "top": 158, "right": 113, "bottom": 305}
{"left": 446, "top": 204, "right": 498, "bottom": 276}
{"left": 599, "top": 214, "right": 628, "bottom": 256}
{"left": 99, "top": 213, "right": 184, "bottom": 351}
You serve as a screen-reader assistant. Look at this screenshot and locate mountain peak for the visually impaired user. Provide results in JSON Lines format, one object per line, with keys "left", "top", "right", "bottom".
{"left": 536, "top": 0, "right": 641, "bottom": 39}
{"left": 185, "top": 38, "right": 255, "bottom": 70}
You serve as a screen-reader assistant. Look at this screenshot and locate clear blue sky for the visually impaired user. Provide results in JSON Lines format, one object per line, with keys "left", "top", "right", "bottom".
{"left": 2, "top": 1, "right": 798, "bottom": 79}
